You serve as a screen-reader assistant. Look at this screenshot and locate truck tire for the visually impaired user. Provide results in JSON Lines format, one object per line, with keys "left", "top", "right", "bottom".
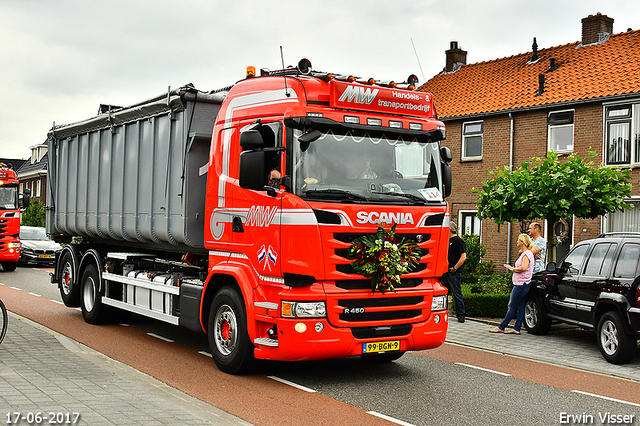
{"left": 523, "top": 296, "right": 551, "bottom": 335}
{"left": 59, "top": 251, "right": 80, "bottom": 307}
{"left": 80, "top": 264, "right": 108, "bottom": 324}
{"left": 207, "top": 286, "right": 254, "bottom": 374}
{"left": 597, "top": 311, "right": 637, "bottom": 364}
{"left": 1, "top": 263, "right": 17, "bottom": 272}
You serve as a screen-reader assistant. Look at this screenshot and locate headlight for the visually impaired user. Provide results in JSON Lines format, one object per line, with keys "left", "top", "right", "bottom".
{"left": 8, "top": 242, "right": 21, "bottom": 249}
{"left": 282, "top": 301, "right": 326, "bottom": 318}
{"left": 432, "top": 295, "right": 447, "bottom": 311}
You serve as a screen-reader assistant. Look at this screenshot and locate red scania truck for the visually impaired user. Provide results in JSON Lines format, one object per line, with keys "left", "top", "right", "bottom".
{"left": 47, "top": 59, "right": 453, "bottom": 374}
{"left": 0, "top": 164, "right": 23, "bottom": 272}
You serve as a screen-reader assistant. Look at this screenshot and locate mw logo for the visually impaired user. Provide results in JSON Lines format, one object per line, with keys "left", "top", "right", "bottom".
{"left": 338, "top": 85, "right": 379, "bottom": 105}
{"left": 246, "top": 205, "right": 278, "bottom": 227}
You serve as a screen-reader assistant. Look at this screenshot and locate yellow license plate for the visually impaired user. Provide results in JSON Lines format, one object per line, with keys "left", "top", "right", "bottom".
{"left": 39, "top": 254, "right": 52, "bottom": 259}
{"left": 363, "top": 340, "right": 400, "bottom": 354}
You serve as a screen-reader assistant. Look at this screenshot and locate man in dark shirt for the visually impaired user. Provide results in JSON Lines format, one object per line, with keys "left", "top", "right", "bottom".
{"left": 444, "top": 222, "right": 467, "bottom": 323}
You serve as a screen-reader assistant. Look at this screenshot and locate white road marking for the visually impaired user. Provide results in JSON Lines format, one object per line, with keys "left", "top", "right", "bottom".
{"left": 147, "top": 332, "right": 174, "bottom": 343}
{"left": 455, "top": 362, "right": 511, "bottom": 376}
{"left": 267, "top": 376, "right": 316, "bottom": 393}
{"left": 572, "top": 390, "right": 640, "bottom": 407}
{"left": 367, "top": 411, "right": 416, "bottom": 426}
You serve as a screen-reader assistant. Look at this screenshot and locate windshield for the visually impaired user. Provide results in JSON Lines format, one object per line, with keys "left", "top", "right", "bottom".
{"left": 20, "top": 227, "right": 49, "bottom": 241}
{"left": 291, "top": 128, "right": 444, "bottom": 204}
{"left": 0, "top": 186, "right": 18, "bottom": 210}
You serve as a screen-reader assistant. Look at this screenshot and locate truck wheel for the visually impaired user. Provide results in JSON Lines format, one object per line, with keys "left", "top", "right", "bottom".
{"left": 207, "top": 286, "right": 254, "bottom": 374}
{"left": 1, "top": 263, "right": 17, "bottom": 272}
{"left": 597, "top": 311, "right": 637, "bottom": 364}
{"left": 523, "top": 296, "right": 551, "bottom": 335}
{"left": 360, "top": 352, "right": 405, "bottom": 363}
{"left": 80, "top": 264, "right": 108, "bottom": 324}
{"left": 59, "top": 251, "right": 80, "bottom": 307}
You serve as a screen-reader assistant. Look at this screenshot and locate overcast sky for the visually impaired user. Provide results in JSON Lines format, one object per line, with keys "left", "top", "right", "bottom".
{"left": 1, "top": 0, "right": 638, "bottom": 160}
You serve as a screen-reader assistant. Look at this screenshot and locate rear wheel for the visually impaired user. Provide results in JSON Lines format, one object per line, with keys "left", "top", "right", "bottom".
{"left": 523, "top": 296, "right": 551, "bottom": 335}
{"left": 597, "top": 311, "right": 636, "bottom": 364}
{"left": 207, "top": 286, "right": 254, "bottom": 374}
{"left": 80, "top": 264, "right": 108, "bottom": 324}
{"left": 59, "top": 251, "right": 80, "bottom": 307}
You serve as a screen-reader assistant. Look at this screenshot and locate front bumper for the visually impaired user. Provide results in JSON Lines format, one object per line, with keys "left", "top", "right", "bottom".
{"left": 253, "top": 309, "right": 448, "bottom": 361}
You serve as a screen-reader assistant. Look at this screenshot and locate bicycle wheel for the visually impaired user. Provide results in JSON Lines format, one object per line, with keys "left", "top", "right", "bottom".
{"left": 0, "top": 298, "right": 7, "bottom": 345}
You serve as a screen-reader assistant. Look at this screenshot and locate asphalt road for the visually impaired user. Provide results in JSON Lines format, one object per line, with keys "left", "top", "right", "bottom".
{"left": 2, "top": 265, "right": 639, "bottom": 425}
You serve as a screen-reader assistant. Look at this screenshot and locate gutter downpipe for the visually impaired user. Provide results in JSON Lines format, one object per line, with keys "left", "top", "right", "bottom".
{"left": 507, "top": 113, "right": 514, "bottom": 263}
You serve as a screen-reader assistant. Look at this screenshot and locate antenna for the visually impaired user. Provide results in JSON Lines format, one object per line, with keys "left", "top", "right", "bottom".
{"left": 410, "top": 37, "right": 426, "bottom": 82}
{"left": 280, "top": 46, "right": 291, "bottom": 97}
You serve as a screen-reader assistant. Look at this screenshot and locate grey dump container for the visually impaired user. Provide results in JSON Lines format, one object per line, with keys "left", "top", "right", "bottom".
{"left": 46, "top": 85, "right": 226, "bottom": 251}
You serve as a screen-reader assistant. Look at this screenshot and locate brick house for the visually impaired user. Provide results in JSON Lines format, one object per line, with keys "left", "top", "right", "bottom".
{"left": 17, "top": 143, "right": 48, "bottom": 205}
{"left": 419, "top": 13, "right": 640, "bottom": 266}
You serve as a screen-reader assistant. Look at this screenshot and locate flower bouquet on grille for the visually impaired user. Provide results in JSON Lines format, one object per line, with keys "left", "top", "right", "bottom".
{"left": 347, "top": 224, "right": 421, "bottom": 294}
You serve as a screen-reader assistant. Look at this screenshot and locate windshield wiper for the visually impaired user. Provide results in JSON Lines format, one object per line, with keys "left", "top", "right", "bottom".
{"left": 304, "top": 189, "right": 369, "bottom": 202}
{"left": 370, "top": 191, "right": 427, "bottom": 204}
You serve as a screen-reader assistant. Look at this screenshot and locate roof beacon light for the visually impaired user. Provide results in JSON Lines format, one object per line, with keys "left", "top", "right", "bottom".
{"left": 347, "top": 75, "right": 356, "bottom": 82}
{"left": 297, "top": 58, "right": 312, "bottom": 75}
{"left": 367, "top": 78, "right": 376, "bottom": 85}
{"left": 407, "top": 74, "right": 419, "bottom": 90}
{"left": 246, "top": 66, "right": 256, "bottom": 78}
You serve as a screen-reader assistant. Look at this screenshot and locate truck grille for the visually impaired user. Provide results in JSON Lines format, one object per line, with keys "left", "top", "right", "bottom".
{"left": 0, "top": 219, "right": 7, "bottom": 233}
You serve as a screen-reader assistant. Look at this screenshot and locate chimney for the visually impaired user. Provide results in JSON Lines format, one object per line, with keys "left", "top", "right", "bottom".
{"left": 531, "top": 37, "right": 538, "bottom": 62}
{"left": 581, "top": 13, "right": 614, "bottom": 45}
{"left": 445, "top": 41, "right": 467, "bottom": 73}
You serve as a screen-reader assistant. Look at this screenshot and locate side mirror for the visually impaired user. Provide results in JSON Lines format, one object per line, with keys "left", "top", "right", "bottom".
{"left": 441, "top": 162, "right": 452, "bottom": 198}
{"left": 239, "top": 150, "right": 266, "bottom": 191}
{"left": 240, "top": 130, "right": 264, "bottom": 150}
{"left": 21, "top": 188, "right": 31, "bottom": 209}
{"left": 546, "top": 262, "right": 557, "bottom": 273}
{"left": 440, "top": 146, "right": 452, "bottom": 163}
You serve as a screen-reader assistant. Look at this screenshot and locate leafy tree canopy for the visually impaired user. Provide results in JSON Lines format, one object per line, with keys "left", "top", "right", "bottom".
{"left": 21, "top": 197, "right": 46, "bottom": 227}
{"left": 473, "top": 151, "right": 632, "bottom": 224}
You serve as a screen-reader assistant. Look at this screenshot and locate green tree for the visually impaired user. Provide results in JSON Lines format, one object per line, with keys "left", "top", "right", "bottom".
{"left": 21, "top": 197, "right": 46, "bottom": 227}
{"left": 474, "top": 151, "right": 632, "bottom": 225}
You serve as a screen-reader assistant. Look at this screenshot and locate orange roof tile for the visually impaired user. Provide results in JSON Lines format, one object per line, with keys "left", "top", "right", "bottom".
{"left": 419, "top": 30, "right": 640, "bottom": 119}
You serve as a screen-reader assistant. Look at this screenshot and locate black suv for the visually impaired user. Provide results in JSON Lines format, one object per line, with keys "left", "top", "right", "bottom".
{"left": 524, "top": 233, "right": 640, "bottom": 364}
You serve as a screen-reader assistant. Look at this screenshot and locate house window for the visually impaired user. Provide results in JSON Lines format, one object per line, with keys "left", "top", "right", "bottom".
{"left": 548, "top": 111, "right": 574, "bottom": 152}
{"left": 462, "top": 121, "right": 483, "bottom": 160}
{"left": 459, "top": 211, "right": 481, "bottom": 236}
{"left": 607, "top": 200, "right": 640, "bottom": 233}
{"left": 605, "top": 104, "right": 640, "bottom": 165}
{"left": 36, "top": 180, "right": 41, "bottom": 197}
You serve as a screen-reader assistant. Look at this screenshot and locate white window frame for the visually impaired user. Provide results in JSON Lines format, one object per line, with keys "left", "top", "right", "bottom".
{"left": 547, "top": 110, "right": 574, "bottom": 153}
{"left": 459, "top": 210, "right": 481, "bottom": 237}
{"left": 36, "top": 180, "right": 41, "bottom": 197}
{"left": 461, "top": 121, "right": 483, "bottom": 160}
{"left": 604, "top": 198, "right": 640, "bottom": 233}
{"left": 604, "top": 100, "right": 640, "bottom": 166}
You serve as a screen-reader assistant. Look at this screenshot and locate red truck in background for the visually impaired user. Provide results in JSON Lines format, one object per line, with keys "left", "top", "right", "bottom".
{"left": 47, "top": 59, "right": 453, "bottom": 374}
{"left": 0, "top": 163, "right": 28, "bottom": 272}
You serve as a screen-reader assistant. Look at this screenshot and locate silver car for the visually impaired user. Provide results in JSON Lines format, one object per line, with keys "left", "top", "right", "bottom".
{"left": 19, "top": 226, "right": 62, "bottom": 265}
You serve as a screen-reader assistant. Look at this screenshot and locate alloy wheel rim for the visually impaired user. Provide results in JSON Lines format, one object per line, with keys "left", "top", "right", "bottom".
{"left": 215, "top": 304, "right": 238, "bottom": 356}
{"left": 600, "top": 320, "right": 619, "bottom": 356}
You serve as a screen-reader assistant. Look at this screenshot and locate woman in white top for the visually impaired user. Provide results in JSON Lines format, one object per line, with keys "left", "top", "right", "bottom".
{"left": 490, "top": 233, "right": 535, "bottom": 335}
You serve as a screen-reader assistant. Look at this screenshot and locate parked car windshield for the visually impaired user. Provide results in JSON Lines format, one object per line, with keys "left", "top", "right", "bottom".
{"left": 291, "top": 128, "right": 444, "bottom": 204}
{"left": 20, "top": 227, "right": 50, "bottom": 241}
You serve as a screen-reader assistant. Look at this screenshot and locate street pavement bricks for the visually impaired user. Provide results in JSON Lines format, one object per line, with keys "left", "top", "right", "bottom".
{"left": 447, "top": 317, "right": 640, "bottom": 382}
{"left": 0, "top": 312, "right": 252, "bottom": 426}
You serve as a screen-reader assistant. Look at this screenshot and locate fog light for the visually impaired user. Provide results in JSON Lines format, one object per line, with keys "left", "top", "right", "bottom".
{"left": 434, "top": 314, "right": 440, "bottom": 324}
{"left": 295, "top": 323, "right": 307, "bottom": 333}
{"left": 315, "top": 322, "right": 324, "bottom": 332}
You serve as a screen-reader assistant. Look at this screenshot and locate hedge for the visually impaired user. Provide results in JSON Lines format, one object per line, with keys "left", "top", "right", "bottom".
{"left": 449, "top": 281, "right": 512, "bottom": 318}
